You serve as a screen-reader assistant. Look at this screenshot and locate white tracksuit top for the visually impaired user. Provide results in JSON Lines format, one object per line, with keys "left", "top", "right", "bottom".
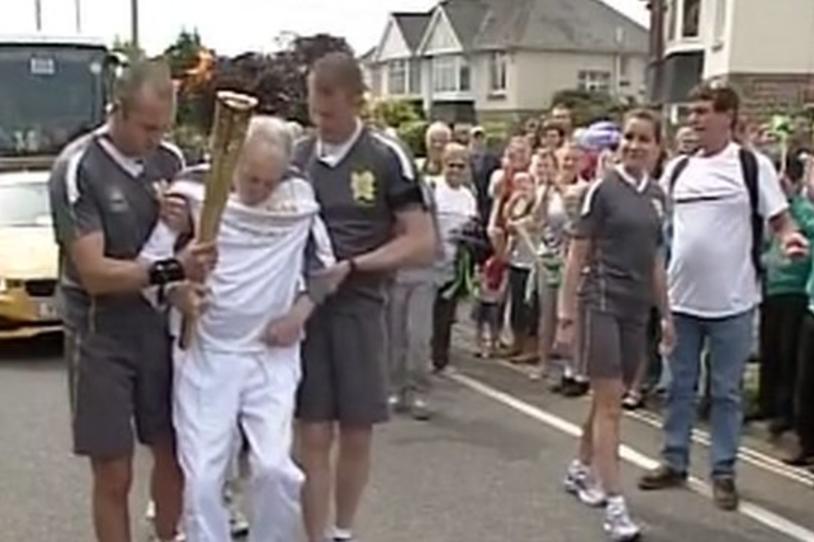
{"left": 141, "top": 175, "right": 335, "bottom": 353}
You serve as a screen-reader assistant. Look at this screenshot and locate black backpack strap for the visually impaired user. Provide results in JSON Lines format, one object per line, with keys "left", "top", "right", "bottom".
{"left": 739, "top": 148, "right": 763, "bottom": 275}
{"left": 668, "top": 156, "right": 691, "bottom": 195}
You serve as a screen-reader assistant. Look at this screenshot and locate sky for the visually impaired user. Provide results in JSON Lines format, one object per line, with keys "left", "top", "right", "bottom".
{"left": 2, "top": 0, "right": 649, "bottom": 56}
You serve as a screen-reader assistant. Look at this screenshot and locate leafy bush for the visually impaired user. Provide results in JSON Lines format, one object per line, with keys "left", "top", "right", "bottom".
{"left": 172, "top": 124, "right": 209, "bottom": 165}
{"left": 397, "top": 120, "right": 429, "bottom": 157}
{"left": 370, "top": 98, "right": 423, "bottom": 129}
{"left": 550, "top": 89, "right": 630, "bottom": 127}
{"left": 482, "top": 121, "right": 511, "bottom": 153}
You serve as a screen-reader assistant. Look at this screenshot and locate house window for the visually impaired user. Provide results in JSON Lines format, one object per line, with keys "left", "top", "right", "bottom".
{"left": 578, "top": 70, "right": 612, "bottom": 93}
{"left": 388, "top": 60, "right": 408, "bottom": 95}
{"left": 667, "top": 0, "right": 678, "bottom": 41}
{"left": 682, "top": 0, "right": 701, "bottom": 38}
{"left": 433, "top": 56, "right": 457, "bottom": 92}
{"left": 409, "top": 59, "right": 422, "bottom": 94}
{"left": 714, "top": 0, "right": 727, "bottom": 42}
{"left": 459, "top": 59, "right": 471, "bottom": 92}
{"left": 619, "top": 55, "right": 630, "bottom": 79}
{"left": 489, "top": 52, "right": 508, "bottom": 92}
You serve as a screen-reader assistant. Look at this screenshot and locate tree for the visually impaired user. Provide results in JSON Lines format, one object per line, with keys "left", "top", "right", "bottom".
{"left": 170, "top": 31, "right": 355, "bottom": 150}
{"left": 550, "top": 89, "right": 630, "bottom": 127}
{"left": 164, "top": 29, "right": 204, "bottom": 78}
{"left": 111, "top": 36, "right": 144, "bottom": 62}
{"left": 210, "top": 33, "right": 354, "bottom": 125}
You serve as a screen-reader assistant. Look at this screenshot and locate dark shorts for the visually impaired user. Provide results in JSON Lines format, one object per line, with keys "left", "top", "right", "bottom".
{"left": 296, "top": 300, "right": 389, "bottom": 425}
{"left": 472, "top": 301, "right": 501, "bottom": 329}
{"left": 65, "top": 314, "right": 173, "bottom": 458}
{"left": 582, "top": 308, "right": 646, "bottom": 385}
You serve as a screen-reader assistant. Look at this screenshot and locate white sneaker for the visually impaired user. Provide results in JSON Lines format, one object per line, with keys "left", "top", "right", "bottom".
{"left": 563, "top": 460, "right": 588, "bottom": 494}
{"left": 563, "top": 461, "right": 607, "bottom": 507}
{"left": 577, "top": 476, "right": 607, "bottom": 508}
{"left": 604, "top": 497, "right": 641, "bottom": 541}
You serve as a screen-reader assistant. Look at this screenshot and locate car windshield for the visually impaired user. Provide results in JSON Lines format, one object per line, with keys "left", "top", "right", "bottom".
{"left": 0, "top": 183, "right": 51, "bottom": 227}
{"left": 0, "top": 44, "right": 107, "bottom": 158}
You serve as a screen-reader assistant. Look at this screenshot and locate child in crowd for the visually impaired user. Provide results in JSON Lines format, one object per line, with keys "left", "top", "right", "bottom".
{"left": 504, "top": 171, "right": 541, "bottom": 363}
{"left": 473, "top": 254, "right": 509, "bottom": 358}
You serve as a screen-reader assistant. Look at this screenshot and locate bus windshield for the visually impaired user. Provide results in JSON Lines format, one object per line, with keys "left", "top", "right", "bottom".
{"left": 0, "top": 44, "right": 107, "bottom": 158}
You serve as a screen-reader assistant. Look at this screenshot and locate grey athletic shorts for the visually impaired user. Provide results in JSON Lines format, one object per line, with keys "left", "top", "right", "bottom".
{"left": 582, "top": 308, "right": 646, "bottom": 385}
{"left": 65, "top": 309, "right": 173, "bottom": 458}
{"left": 296, "top": 299, "right": 390, "bottom": 425}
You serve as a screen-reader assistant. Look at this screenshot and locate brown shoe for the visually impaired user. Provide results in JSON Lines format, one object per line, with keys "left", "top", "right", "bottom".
{"left": 638, "top": 464, "right": 687, "bottom": 491}
{"left": 712, "top": 477, "right": 739, "bottom": 511}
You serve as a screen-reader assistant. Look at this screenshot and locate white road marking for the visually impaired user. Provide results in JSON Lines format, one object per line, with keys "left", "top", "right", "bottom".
{"left": 489, "top": 356, "right": 814, "bottom": 488}
{"left": 447, "top": 369, "right": 814, "bottom": 542}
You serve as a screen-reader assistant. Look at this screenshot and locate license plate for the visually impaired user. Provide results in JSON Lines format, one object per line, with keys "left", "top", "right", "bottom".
{"left": 38, "top": 301, "right": 57, "bottom": 319}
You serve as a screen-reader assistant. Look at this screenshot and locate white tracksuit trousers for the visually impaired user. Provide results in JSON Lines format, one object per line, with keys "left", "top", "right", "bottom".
{"left": 174, "top": 341, "right": 304, "bottom": 542}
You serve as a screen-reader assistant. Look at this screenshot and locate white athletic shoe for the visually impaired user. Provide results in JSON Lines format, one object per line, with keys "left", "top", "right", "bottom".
{"left": 563, "top": 460, "right": 589, "bottom": 494}
{"left": 578, "top": 477, "right": 607, "bottom": 508}
{"left": 604, "top": 497, "right": 641, "bottom": 541}
{"left": 563, "top": 460, "right": 606, "bottom": 507}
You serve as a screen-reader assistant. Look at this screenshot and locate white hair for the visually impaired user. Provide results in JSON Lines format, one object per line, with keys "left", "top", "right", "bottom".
{"left": 244, "top": 115, "right": 293, "bottom": 166}
{"left": 425, "top": 121, "right": 452, "bottom": 143}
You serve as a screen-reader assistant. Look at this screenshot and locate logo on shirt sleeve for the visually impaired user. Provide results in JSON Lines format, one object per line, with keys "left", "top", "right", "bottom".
{"left": 351, "top": 170, "right": 377, "bottom": 205}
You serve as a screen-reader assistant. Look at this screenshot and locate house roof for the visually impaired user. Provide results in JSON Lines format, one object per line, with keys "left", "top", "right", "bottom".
{"left": 433, "top": 0, "right": 648, "bottom": 54}
{"left": 359, "top": 46, "right": 377, "bottom": 63}
{"left": 392, "top": 12, "right": 432, "bottom": 52}
{"left": 440, "top": 0, "right": 492, "bottom": 49}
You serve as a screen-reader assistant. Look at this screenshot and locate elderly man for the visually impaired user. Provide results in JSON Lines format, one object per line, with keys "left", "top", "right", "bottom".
{"left": 48, "top": 59, "right": 214, "bottom": 542}
{"left": 292, "top": 52, "right": 434, "bottom": 542}
{"left": 140, "top": 116, "right": 337, "bottom": 542}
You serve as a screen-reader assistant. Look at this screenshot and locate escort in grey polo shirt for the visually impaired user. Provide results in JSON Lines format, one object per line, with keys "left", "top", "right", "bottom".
{"left": 292, "top": 121, "right": 424, "bottom": 424}
{"left": 49, "top": 126, "right": 184, "bottom": 457}
{"left": 575, "top": 166, "right": 666, "bottom": 384}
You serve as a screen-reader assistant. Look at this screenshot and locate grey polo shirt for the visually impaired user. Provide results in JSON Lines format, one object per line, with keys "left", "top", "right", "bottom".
{"left": 292, "top": 125, "right": 425, "bottom": 307}
{"left": 575, "top": 167, "right": 666, "bottom": 322}
{"left": 49, "top": 126, "right": 184, "bottom": 329}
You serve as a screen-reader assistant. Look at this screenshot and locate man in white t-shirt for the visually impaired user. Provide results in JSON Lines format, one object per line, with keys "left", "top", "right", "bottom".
{"left": 431, "top": 143, "right": 478, "bottom": 372}
{"left": 639, "top": 84, "right": 809, "bottom": 511}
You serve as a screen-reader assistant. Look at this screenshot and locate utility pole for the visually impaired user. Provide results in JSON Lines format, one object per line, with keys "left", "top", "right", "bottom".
{"left": 75, "top": 0, "right": 82, "bottom": 33}
{"left": 34, "top": 0, "right": 42, "bottom": 31}
{"left": 131, "top": 0, "right": 140, "bottom": 49}
{"left": 645, "top": 0, "right": 666, "bottom": 105}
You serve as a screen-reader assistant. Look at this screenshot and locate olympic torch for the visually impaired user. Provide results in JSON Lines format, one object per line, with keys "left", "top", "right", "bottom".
{"left": 179, "top": 90, "right": 259, "bottom": 350}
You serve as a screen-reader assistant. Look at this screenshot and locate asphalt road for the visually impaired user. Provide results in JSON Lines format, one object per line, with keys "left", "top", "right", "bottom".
{"left": 1, "top": 332, "right": 812, "bottom": 542}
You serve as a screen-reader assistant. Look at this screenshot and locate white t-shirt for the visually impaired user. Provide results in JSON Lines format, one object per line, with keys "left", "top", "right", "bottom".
{"left": 434, "top": 178, "right": 478, "bottom": 285}
{"left": 141, "top": 176, "right": 335, "bottom": 353}
{"left": 661, "top": 142, "right": 787, "bottom": 318}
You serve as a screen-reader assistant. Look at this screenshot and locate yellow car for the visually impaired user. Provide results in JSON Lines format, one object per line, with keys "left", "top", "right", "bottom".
{"left": 0, "top": 171, "right": 61, "bottom": 339}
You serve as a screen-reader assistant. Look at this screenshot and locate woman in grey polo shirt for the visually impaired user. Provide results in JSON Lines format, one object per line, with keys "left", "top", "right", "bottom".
{"left": 557, "top": 110, "right": 675, "bottom": 542}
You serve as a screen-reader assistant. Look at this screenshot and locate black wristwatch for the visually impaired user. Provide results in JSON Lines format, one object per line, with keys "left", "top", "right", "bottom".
{"left": 148, "top": 258, "right": 186, "bottom": 286}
